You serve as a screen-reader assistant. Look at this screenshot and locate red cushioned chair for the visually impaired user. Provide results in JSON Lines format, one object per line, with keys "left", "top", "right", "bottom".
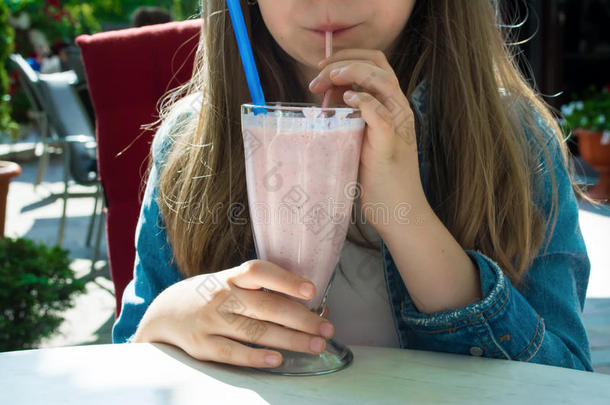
{"left": 76, "top": 20, "right": 201, "bottom": 316}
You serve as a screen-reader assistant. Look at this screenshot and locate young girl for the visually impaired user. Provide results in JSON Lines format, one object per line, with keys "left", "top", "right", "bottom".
{"left": 113, "top": 0, "right": 596, "bottom": 371}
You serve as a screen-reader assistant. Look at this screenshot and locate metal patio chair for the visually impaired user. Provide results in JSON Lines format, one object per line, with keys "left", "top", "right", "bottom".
{"left": 36, "top": 71, "right": 104, "bottom": 264}
{"left": 8, "top": 54, "right": 52, "bottom": 186}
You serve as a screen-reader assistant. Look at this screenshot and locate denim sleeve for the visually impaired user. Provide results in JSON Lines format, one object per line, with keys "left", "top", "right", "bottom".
{"left": 400, "top": 117, "right": 593, "bottom": 371}
{"left": 111, "top": 117, "right": 186, "bottom": 344}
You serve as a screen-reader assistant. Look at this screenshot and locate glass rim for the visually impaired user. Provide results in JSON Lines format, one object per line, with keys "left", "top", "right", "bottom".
{"left": 242, "top": 102, "right": 360, "bottom": 113}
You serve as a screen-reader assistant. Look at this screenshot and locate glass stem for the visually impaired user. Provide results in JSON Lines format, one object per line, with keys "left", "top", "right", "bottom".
{"left": 315, "top": 268, "right": 337, "bottom": 316}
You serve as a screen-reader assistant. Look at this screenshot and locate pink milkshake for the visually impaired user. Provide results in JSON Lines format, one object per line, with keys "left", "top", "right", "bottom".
{"left": 241, "top": 103, "right": 365, "bottom": 313}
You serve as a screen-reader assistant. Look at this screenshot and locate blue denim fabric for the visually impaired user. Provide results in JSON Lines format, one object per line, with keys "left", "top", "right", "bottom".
{"left": 113, "top": 86, "right": 593, "bottom": 371}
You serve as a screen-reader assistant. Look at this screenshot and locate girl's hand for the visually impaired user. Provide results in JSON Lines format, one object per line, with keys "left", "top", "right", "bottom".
{"left": 309, "top": 49, "right": 427, "bottom": 224}
{"left": 133, "top": 260, "right": 335, "bottom": 368}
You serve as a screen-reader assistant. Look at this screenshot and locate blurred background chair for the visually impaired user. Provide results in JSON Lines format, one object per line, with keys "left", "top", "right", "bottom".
{"left": 76, "top": 19, "right": 201, "bottom": 316}
{"left": 10, "top": 54, "right": 103, "bottom": 259}
{"left": 35, "top": 71, "right": 103, "bottom": 256}
{"left": 8, "top": 54, "right": 52, "bottom": 187}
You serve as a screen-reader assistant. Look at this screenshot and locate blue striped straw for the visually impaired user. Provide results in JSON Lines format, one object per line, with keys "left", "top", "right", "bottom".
{"left": 226, "top": 0, "right": 267, "bottom": 115}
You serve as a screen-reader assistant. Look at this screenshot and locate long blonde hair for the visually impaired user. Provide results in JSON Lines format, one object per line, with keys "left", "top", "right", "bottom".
{"left": 155, "top": 0, "right": 595, "bottom": 285}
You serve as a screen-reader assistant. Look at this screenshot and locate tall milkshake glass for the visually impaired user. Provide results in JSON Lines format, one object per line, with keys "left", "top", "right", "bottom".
{"left": 241, "top": 102, "right": 364, "bottom": 375}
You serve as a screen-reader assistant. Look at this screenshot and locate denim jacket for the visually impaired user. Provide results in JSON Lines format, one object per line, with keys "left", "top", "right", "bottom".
{"left": 113, "top": 85, "right": 593, "bottom": 371}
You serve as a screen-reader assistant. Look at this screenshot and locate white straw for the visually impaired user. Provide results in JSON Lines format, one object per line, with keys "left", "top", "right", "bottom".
{"left": 322, "top": 31, "right": 333, "bottom": 108}
{"left": 325, "top": 31, "right": 333, "bottom": 58}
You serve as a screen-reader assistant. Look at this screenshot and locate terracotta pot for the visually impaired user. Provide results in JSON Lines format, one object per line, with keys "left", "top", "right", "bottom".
{"left": 0, "top": 161, "right": 22, "bottom": 237}
{"left": 574, "top": 129, "right": 610, "bottom": 202}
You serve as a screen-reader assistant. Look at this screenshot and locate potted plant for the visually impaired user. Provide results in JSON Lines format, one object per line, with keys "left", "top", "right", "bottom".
{"left": 561, "top": 84, "right": 610, "bottom": 201}
{"left": 0, "top": 161, "right": 21, "bottom": 237}
{"left": 0, "top": 237, "right": 87, "bottom": 352}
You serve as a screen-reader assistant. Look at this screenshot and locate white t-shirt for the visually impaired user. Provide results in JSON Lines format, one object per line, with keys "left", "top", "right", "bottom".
{"left": 324, "top": 197, "right": 401, "bottom": 348}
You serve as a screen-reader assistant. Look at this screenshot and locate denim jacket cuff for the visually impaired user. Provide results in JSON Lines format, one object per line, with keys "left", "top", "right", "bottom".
{"left": 400, "top": 249, "right": 545, "bottom": 360}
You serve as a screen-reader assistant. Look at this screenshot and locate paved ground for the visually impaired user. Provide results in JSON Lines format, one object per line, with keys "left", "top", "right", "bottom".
{"left": 2, "top": 137, "right": 610, "bottom": 373}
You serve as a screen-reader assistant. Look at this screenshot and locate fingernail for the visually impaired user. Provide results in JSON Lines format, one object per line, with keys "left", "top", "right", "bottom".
{"left": 310, "top": 337, "right": 325, "bottom": 353}
{"left": 330, "top": 68, "right": 342, "bottom": 78}
{"left": 300, "top": 282, "right": 314, "bottom": 298}
{"left": 309, "top": 76, "right": 320, "bottom": 89}
{"left": 265, "top": 354, "right": 281, "bottom": 366}
{"left": 344, "top": 91, "right": 356, "bottom": 102}
{"left": 320, "top": 322, "right": 334, "bottom": 338}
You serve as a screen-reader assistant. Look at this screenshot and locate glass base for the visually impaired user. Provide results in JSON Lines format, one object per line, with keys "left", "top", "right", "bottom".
{"left": 246, "top": 338, "right": 353, "bottom": 376}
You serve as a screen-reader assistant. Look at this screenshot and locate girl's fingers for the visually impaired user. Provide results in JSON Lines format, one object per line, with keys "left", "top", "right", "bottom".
{"left": 221, "top": 288, "right": 334, "bottom": 339}
{"left": 228, "top": 260, "right": 316, "bottom": 300}
{"left": 310, "top": 61, "right": 379, "bottom": 93}
{"left": 198, "top": 334, "right": 284, "bottom": 369}
{"left": 343, "top": 90, "right": 398, "bottom": 160}
{"left": 211, "top": 312, "right": 327, "bottom": 356}
{"left": 344, "top": 91, "right": 394, "bottom": 134}
{"left": 311, "top": 62, "right": 400, "bottom": 104}
{"left": 323, "top": 84, "right": 353, "bottom": 107}
{"left": 318, "top": 48, "right": 393, "bottom": 73}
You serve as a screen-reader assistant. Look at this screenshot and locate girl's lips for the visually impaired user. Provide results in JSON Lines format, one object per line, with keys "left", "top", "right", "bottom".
{"left": 309, "top": 24, "right": 360, "bottom": 37}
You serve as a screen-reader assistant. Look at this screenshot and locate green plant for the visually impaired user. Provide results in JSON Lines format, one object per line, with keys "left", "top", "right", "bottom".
{"left": 561, "top": 84, "right": 610, "bottom": 134}
{"left": 0, "top": 0, "right": 18, "bottom": 141}
{"left": 5, "top": 0, "right": 101, "bottom": 44}
{"left": 5, "top": 0, "right": 201, "bottom": 45}
{"left": 88, "top": 0, "right": 200, "bottom": 23}
{"left": 0, "top": 237, "right": 87, "bottom": 351}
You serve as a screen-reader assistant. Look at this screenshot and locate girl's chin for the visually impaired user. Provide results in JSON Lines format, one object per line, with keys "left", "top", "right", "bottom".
{"left": 291, "top": 55, "right": 321, "bottom": 73}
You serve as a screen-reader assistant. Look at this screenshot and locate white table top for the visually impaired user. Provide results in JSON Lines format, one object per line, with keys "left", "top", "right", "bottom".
{"left": 0, "top": 343, "right": 608, "bottom": 404}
